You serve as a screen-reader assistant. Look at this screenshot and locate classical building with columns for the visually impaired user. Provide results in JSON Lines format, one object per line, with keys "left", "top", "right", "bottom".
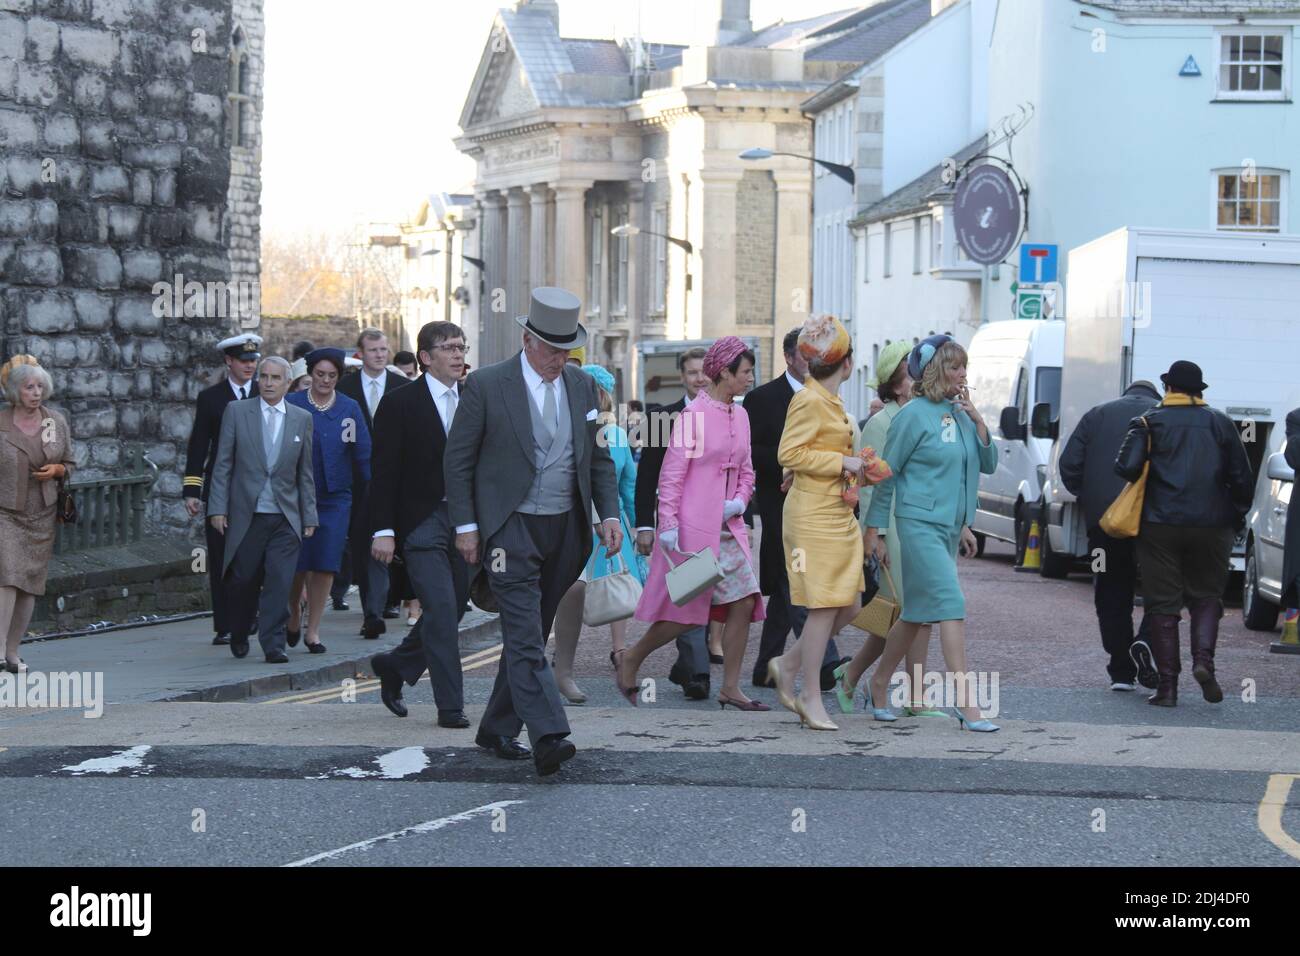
{"left": 456, "top": 0, "right": 898, "bottom": 394}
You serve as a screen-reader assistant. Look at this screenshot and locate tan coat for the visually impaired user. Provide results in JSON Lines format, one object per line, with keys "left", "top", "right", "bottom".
{"left": 0, "top": 405, "right": 74, "bottom": 511}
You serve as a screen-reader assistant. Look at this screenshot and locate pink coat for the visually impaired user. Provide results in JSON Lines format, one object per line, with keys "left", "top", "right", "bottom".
{"left": 635, "top": 394, "right": 766, "bottom": 626}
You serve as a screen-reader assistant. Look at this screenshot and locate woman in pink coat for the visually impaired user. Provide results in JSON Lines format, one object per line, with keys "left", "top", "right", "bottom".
{"left": 616, "top": 337, "right": 768, "bottom": 711}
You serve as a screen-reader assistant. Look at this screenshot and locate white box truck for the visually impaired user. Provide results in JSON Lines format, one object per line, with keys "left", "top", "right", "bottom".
{"left": 1033, "top": 227, "right": 1300, "bottom": 578}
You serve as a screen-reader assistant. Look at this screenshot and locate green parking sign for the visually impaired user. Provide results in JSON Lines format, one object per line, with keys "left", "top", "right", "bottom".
{"left": 1017, "top": 289, "right": 1043, "bottom": 319}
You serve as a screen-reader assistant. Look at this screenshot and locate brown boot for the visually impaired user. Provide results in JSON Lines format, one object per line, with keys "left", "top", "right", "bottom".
{"left": 1146, "top": 613, "right": 1181, "bottom": 707}
{"left": 1189, "top": 597, "right": 1224, "bottom": 703}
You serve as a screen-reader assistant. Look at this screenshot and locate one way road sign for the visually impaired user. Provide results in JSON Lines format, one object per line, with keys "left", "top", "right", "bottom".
{"left": 1019, "top": 243, "right": 1058, "bottom": 284}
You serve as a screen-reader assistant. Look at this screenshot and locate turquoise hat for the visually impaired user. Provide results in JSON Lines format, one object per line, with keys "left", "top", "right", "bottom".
{"left": 581, "top": 363, "right": 615, "bottom": 395}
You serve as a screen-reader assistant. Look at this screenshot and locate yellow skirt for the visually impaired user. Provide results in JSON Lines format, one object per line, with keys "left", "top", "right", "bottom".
{"left": 782, "top": 486, "right": 864, "bottom": 609}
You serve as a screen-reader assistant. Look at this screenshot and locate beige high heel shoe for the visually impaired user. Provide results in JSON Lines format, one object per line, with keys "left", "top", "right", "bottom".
{"left": 793, "top": 697, "right": 839, "bottom": 732}
{"left": 768, "top": 659, "right": 797, "bottom": 714}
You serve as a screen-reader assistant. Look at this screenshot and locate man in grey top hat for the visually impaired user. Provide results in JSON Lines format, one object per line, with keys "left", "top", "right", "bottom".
{"left": 445, "top": 287, "right": 621, "bottom": 777}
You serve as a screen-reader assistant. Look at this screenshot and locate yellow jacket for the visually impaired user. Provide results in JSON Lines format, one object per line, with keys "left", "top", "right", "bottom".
{"left": 778, "top": 376, "right": 853, "bottom": 497}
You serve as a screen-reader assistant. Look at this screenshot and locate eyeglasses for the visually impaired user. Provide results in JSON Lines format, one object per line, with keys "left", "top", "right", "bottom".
{"left": 433, "top": 344, "right": 469, "bottom": 355}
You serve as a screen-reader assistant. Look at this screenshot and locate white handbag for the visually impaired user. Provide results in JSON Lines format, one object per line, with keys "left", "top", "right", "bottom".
{"left": 583, "top": 553, "right": 643, "bottom": 626}
{"left": 664, "top": 545, "right": 725, "bottom": 607}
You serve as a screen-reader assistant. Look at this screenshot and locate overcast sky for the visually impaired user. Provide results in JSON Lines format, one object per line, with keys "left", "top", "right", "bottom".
{"left": 260, "top": 0, "right": 857, "bottom": 237}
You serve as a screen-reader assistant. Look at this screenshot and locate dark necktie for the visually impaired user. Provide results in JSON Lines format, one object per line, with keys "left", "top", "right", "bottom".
{"left": 239, "top": 386, "right": 246, "bottom": 400}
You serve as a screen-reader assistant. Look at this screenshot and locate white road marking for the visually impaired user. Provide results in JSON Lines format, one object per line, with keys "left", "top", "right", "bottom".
{"left": 283, "top": 800, "right": 524, "bottom": 867}
{"left": 317, "top": 746, "right": 430, "bottom": 780}
{"left": 58, "top": 745, "right": 153, "bottom": 776}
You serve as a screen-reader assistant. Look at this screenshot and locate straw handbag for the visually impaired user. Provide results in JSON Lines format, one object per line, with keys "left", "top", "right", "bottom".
{"left": 1099, "top": 417, "right": 1150, "bottom": 539}
{"left": 664, "top": 546, "right": 724, "bottom": 607}
{"left": 852, "top": 561, "right": 901, "bottom": 636}
{"left": 583, "top": 553, "right": 642, "bottom": 626}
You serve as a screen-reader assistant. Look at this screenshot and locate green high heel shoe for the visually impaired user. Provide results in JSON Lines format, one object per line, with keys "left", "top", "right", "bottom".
{"left": 903, "top": 702, "right": 947, "bottom": 718}
{"left": 831, "top": 662, "right": 856, "bottom": 714}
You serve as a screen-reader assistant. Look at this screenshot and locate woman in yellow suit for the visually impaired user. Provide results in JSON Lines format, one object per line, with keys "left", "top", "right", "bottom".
{"left": 769, "top": 315, "right": 887, "bottom": 730}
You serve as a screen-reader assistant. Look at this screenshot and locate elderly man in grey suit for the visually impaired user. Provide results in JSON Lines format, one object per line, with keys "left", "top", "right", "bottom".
{"left": 209, "top": 355, "right": 318, "bottom": 662}
{"left": 445, "top": 287, "right": 621, "bottom": 777}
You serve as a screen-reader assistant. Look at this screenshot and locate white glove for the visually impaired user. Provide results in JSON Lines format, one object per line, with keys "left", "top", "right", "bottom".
{"left": 658, "top": 528, "right": 679, "bottom": 553}
{"left": 722, "top": 498, "right": 745, "bottom": 520}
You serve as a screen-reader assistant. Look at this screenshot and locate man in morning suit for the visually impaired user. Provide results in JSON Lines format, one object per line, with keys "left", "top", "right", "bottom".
{"left": 367, "top": 321, "right": 471, "bottom": 730}
{"left": 208, "top": 356, "right": 318, "bottom": 662}
{"left": 746, "top": 327, "right": 846, "bottom": 691}
{"left": 444, "top": 288, "right": 622, "bottom": 777}
{"left": 633, "top": 347, "right": 713, "bottom": 699}
{"left": 183, "top": 333, "right": 260, "bottom": 647}
{"left": 336, "top": 329, "right": 410, "bottom": 636}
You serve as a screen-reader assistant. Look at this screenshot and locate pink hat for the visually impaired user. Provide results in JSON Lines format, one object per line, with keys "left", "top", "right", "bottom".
{"left": 703, "top": 336, "right": 750, "bottom": 380}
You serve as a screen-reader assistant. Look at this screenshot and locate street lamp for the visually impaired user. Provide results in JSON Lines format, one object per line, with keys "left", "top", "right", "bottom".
{"left": 610, "top": 222, "right": 694, "bottom": 255}
{"left": 739, "top": 147, "right": 856, "bottom": 186}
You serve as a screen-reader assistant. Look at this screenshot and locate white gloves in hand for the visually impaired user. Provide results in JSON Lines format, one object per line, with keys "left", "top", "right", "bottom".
{"left": 722, "top": 498, "right": 745, "bottom": 520}
{"left": 658, "top": 528, "right": 679, "bottom": 553}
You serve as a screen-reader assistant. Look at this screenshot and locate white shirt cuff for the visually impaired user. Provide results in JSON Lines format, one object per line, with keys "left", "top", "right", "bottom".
{"left": 635, "top": 526, "right": 654, "bottom": 534}
{"left": 455, "top": 523, "right": 478, "bottom": 534}
{"left": 373, "top": 530, "right": 394, "bottom": 539}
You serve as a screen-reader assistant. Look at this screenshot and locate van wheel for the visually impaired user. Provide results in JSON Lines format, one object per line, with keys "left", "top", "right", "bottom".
{"left": 1242, "top": 545, "right": 1280, "bottom": 631}
{"left": 1013, "top": 502, "right": 1029, "bottom": 565}
{"left": 1038, "top": 506, "right": 1071, "bottom": 579}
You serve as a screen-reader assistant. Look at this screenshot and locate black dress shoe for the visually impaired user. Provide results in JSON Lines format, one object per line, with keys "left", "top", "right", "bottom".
{"left": 820, "top": 657, "right": 851, "bottom": 693}
{"left": 752, "top": 664, "right": 776, "bottom": 689}
{"left": 474, "top": 731, "right": 531, "bottom": 760}
{"left": 332, "top": 600, "right": 350, "bottom": 611}
{"left": 362, "top": 618, "right": 386, "bottom": 640}
{"left": 230, "top": 637, "right": 250, "bottom": 659}
{"left": 305, "top": 641, "right": 326, "bottom": 654}
{"left": 382, "top": 605, "right": 401, "bottom": 620}
{"left": 265, "top": 651, "right": 289, "bottom": 663}
{"left": 668, "top": 660, "right": 689, "bottom": 687}
{"left": 372, "top": 654, "right": 407, "bottom": 718}
{"left": 683, "top": 677, "right": 710, "bottom": 701}
{"left": 212, "top": 633, "right": 231, "bottom": 646}
{"left": 438, "top": 711, "right": 471, "bottom": 729}
{"left": 533, "top": 733, "right": 576, "bottom": 776}
{"left": 286, "top": 627, "right": 301, "bottom": 648}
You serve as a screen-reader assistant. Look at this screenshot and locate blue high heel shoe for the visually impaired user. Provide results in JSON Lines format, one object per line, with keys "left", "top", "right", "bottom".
{"left": 953, "top": 710, "right": 1000, "bottom": 733}
{"left": 864, "top": 685, "right": 897, "bottom": 722}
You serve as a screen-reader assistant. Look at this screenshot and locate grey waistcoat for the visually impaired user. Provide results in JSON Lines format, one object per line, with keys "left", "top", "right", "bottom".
{"left": 517, "top": 381, "right": 575, "bottom": 515}
{"left": 255, "top": 406, "right": 284, "bottom": 514}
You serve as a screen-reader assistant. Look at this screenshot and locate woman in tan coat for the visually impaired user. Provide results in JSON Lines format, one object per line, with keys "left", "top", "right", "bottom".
{"left": 0, "top": 359, "right": 75, "bottom": 672}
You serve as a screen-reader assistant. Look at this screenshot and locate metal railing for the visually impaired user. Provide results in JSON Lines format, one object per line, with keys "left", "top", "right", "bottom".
{"left": 53, "top": 450, "right": 159, "bottom": 555}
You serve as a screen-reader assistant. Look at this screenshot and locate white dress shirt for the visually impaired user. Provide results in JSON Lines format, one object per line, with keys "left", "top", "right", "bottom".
{"left": 374, "top": 374, "right": 459, "bottom": 540}
{"left": 785, "top": 370, "right": 805, "bottom": 393}
{"left": 362, "top": 368, "right": 386, "bottom": 418}
{"left": 258, "top": 396, "right": 285, "bottom": 443}
{"left": 229, "top": 377, "right": 251, "bottom": 401}
{"left": 519, "top": 350, "right": 566, "bottom": 419}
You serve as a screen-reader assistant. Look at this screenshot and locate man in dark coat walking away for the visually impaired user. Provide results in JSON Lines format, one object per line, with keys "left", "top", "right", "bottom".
{"left": 1114, "top": 361, "right": 1254, "bottom": 707}
{"left": 745, "top": 327, "right": 845, "bottom": 691}
{"left": 1059, "top": 380, "right": 1161, "bottom": 691}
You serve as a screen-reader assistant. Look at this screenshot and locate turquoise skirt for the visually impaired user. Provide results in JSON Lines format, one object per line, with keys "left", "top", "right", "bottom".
{"left": 896, "top": 516, "right": 966, "bottom": 623}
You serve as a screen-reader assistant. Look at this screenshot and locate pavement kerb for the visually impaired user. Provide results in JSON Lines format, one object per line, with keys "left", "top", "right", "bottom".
{"left": 161, "top": 615, "right": 501, "bottom": 703}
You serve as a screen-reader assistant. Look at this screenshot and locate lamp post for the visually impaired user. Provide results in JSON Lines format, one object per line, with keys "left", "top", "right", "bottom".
{"left": 738, "top": 147, "right": 856, "bottom": 186}
{"left": 610, "top": 222, "right": 693, "bottom": 254}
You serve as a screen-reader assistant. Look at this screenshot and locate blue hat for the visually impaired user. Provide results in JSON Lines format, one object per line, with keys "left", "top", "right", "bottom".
{"left": 305, "top": 347, "right": 346, "bottom": 373}
{"left": 580, "top": 363, "right": 615, "bottom": 395}
{"left": 907, "top": 334, "right": 953, "bottom": 381}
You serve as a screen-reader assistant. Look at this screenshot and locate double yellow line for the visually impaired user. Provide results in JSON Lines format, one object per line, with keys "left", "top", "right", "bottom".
{"left": 262, "top": 644, "right": 502, "bottom": 705}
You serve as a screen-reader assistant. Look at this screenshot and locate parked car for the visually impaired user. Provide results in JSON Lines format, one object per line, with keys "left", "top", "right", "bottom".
{"left": 1243, "top": 427, "right": 1295, "bottom": 630}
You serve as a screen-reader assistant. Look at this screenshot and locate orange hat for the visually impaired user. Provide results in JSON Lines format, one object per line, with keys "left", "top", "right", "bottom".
{"left": 0, "top": 354, "right": 39, "bottom": 390}
{"left": 797, "top": 315, "right": 850, "bottom": 366}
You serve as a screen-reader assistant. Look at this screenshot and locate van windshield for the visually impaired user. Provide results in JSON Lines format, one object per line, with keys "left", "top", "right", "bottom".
{"left": 1035, "top": 366, "right": 1062, "bottom": 418}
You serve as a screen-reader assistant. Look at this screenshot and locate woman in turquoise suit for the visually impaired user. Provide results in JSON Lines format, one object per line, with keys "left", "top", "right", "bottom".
{"left": 862, "top": 335, "right": 1000, "bottom": 731}
{"left": 549, "top": 364, "right": 646, "bottom": 703}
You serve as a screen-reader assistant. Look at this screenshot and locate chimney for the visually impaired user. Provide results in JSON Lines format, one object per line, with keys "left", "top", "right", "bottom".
{"left": 515, "top": 0, "right": 560, "bottom": 29}
{"left": 714, "top": 0, "right": 752, "bottom": 46}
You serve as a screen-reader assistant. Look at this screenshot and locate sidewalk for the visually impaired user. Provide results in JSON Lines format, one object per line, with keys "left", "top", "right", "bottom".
{"left": 15, "top": 597, "right": 500, "bottom": 705}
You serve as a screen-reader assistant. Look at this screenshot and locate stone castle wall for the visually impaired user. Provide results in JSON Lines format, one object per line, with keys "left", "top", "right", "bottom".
{"left": 226, "top": 0, "right": 261, "bottom": 328}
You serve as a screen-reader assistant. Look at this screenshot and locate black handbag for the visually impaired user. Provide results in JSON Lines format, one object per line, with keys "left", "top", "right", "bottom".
{"left": 55, "top": 478, "right": 77, "bottom": 525}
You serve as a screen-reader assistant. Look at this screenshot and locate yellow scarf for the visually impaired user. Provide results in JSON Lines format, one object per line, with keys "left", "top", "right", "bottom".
{"left": 1160, "top": 393, "right": 1207, "bottom": 407}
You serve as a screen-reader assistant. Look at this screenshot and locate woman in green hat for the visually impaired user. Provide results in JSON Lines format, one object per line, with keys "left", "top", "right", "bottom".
{"left": 830, "top": 340, "right": 944, "bottom": 719}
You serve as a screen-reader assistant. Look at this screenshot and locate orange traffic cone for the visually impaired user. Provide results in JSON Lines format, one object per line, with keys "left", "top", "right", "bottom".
{"left": 1015, "top": 520, "right": 1042, "bottom": 573}
{"left": 1271, "top": 608, "right": 1300, "bottom": 655}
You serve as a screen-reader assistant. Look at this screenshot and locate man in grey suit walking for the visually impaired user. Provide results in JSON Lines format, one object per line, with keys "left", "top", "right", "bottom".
{"left": 209, "top": 356, "right": 318, "bottom": 662}
{"left": 445, "top": 288, "right": 621, "bottom": 777}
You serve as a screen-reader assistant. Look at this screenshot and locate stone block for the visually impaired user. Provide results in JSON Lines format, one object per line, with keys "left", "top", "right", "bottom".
{"left": 42, "top": 112, "right": 79, "bottom": 149}
{"left": 0, "top": 60, "right": 16, "bottom": 99}
{"left": 87, "top": 437, "right": 120, "bottom": 466}
{"left": 133, "top": 369, "right": 152, "bottom": 397}
{"left": 74, "top": 337, "right": 100, "bottom": 365}
{"left": 81, "top": 117, "right": 116, "bottom": 158}
{"left": 89, "top": 164, "right": 129, "bottom": 200}
{"left": 35, "top": 0, "right": 91, "bottom": 20}
{"left": 185, "top": 204, "right": 221, "bottom": 244}
{"left": 0, "top": 13, "right": 23, "bottom": 58}
{"left": 6, "top": 156, "right": 45, "bottom": 193}
{"left": 61, "top": 243, "right": 120, "bottom": 289}
{"left": 122, "top": 142, "right": 180, "bottom": 168}
{"left": 162, "top": 39, "right": 192, "bottom": 72}
{"left": 0, "top": 107, "right": 39, "bottom": 148}
{"left": 61, "top": 24, "right": 117, "bottom": 70}
{"left": 109, "top": 372, "right": 131, "bottom": 398}
{"left": 121, "top": 247, "right": 162, "bottom": 287}
{"left": 66, "top": 369, "right": 110, "bottom": 399}
{"left": 143, "top": 77, "right": 184, "bottom": 115}
{"left": 72, "top": 71, "right": 108, "bottom": 112}
{"left": 0, "top": 199, "right": 40, "bottom": 237}
{"left": 158, "top": 404, "right": 191, "bottom": 440}
{"left": 48, "top": 157, "right": 86, "bottom": 195}
{"left": 51, "top": 336, "right": 78, "bottom": 365}
{"left": 57, "top": 201, "right": 99, "bottom": 242}
{"left": 115, "top": 403, "right": 140, "bottom": 436}
{"left": 139, "top": 340, "right": 171, "bottom": 366}
{"left": 89, "top": 0, "right": 132, "bottom": 27}
{"left": 132, "top": 168, "right": 151, "bottom": 205}
{"left": 153, "top": 169, "right": 175, "bottom": 205}
{"left": 107, "top": 203, "right": 141, "bottom": 241}
{"left": 72, "top": 401, "right": 115, "bottom": 437}
{"left": 146, "top": 208, "right": 183, "bottom": 245}
{"left": 18, "top": 289, "right": 75, "bottom": 332}
{"left": 108, "top": 85, "right": 135, "bottom": 116}
{"left": 158, "top": 372, "right": 186, "bottom": 401}
{"left": 145, "top": 442, "right": 175, "bottom": 467}
{"left": 0, "top": 0, "right": 33, "bottom": 14}
{"left": 113, "top": 293, "right": 163, "bottom": 334}
{"left": 16, "top": 62, "right": 59, "bottom": 108}
{"left": 0, "top": 240, "right": 14, "bottom": 275}
{"left": 177, "top": 147, "right": 228, "bottom": 204}
{"left": 11, "top": 242, "right": 62, "bottom": 286}
{"left": 72, "top": 289, "right": 111, "bottom": 329}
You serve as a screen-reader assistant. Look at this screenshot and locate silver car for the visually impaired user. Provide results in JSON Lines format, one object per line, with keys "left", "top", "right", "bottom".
{"left": 1243, "top": 427, "right": 1295, "bottom": 630}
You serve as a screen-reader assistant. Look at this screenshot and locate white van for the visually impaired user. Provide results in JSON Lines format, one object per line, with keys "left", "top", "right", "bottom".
{"left": 966, "top": 319, "right": 1065, "bottom": 558}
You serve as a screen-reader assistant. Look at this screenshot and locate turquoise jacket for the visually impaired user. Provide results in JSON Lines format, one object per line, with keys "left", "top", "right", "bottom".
{"left": 864, "top": 396, "right": 998, "bottom": 529}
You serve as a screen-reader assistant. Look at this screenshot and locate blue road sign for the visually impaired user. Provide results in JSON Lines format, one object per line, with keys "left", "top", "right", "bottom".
{"left": 1019, "top": 243, "right": 1058, "bottom": 284}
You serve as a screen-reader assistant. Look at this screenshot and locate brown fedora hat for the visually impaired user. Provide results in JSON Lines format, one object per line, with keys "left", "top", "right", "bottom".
{"left": 515, "top": 287, "right": 587, "bottom": 350}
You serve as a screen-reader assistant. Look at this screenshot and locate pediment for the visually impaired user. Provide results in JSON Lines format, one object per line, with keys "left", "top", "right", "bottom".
{"left": 460, "top": 22, "right": 542, "bottom": 131}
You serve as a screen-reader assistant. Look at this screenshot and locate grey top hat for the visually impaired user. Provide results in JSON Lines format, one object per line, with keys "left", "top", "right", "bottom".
{"left": 515, "top": 287, "right": 587, "bottom": 350}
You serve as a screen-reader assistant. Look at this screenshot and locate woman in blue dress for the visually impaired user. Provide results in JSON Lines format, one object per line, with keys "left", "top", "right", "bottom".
{"left": 549, "top": 364, "right": 646, "bottom": 703}
{"left": 285, "top": 348, "right": 371, "bottom": 653}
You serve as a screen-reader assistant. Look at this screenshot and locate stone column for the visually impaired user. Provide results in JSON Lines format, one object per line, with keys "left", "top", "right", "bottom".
{"left": 551, "top": 180, "right": 593, "bottom": 305}
{"left": 506, "top": 188, "right": 529, "bottom": 330}
{"left": 525, "top": 183, "right": 550, "bottom": 290}
{"left": 480, "top": 191, "right": 508, "bottom": 365}
{"left": 772, "top": 168, "right": 812, "bottom": 377}
{"left": 624, "top": 182, "right": 644, "bottom": 394}
{"left": 698, "top": 170, "right": 743, "bottom": 341}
